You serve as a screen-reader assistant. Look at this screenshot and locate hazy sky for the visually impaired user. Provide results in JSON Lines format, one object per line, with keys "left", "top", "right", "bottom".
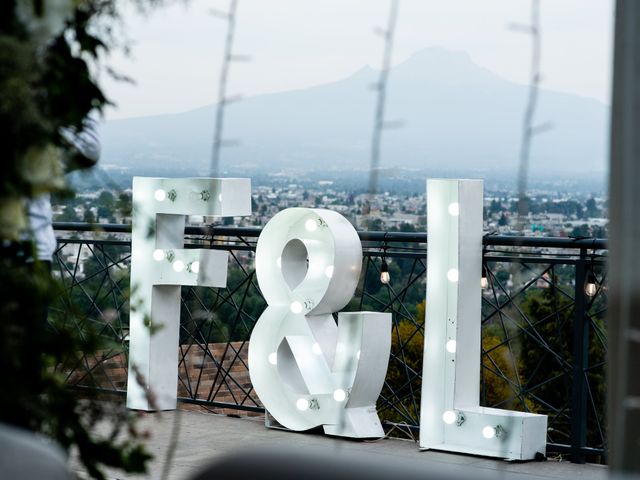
{"left": 102, "top": 0, "right": 614, "bottom": 120}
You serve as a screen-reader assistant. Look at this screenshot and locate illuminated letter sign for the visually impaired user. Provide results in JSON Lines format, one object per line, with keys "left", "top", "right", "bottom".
{"left": 127, "top": 177, "right": 251, "bottom": 410}
{"left": 249, "top": 208, "right": 391, "bottom": 438}
{"left": 420, "top": 179, "right": 547, "bottom": 459}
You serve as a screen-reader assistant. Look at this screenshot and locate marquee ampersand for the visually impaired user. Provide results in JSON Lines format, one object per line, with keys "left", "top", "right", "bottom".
{"left": 249, "top": 208, "right": 391, "bottom": 438}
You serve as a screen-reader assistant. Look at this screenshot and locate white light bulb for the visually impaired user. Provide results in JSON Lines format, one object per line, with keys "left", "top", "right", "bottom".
{"left": 333, "top": 389, "right": 347, "bottom": 402}
{"left": 154, "top": 189, "right": 166, "bottom": 201}
{"left": 481, "top": 277, "right": 489, "bottom": 289}
{"left": 268, "top": 352, "right": 277, "bottom": 365}
{"left": 218, "top": 194, "right": 223, "bottom": 202}
{"left": 305, "top": 219, "right": 318, "bottom": 232}
{"left": 447, "top": 268, "right": 459, "bottom": 282}
{"left": 153, "top": 249, "right": 165, "bottom": 261}
{"left": 190, "top": 261, "right": 200, "bottom": 274}
{"left": 356, "top": 350, "right": 361, "bottom": 360}
{"left": 482, "top": 426, "right": 497, "bottom": 439}
{"left": 448, "top": 202, "right": 460, "bottom": 216}
{"left": 290, "top": 301, "right": 303, "bottom": 314}
{"left": 442, "top": 410, "right": 457, "bottom": 425}
{"left": 311, "top": 343, "right": 322, "bottom": 355}
{"left": 173, "top": 260, "right": 184, "bottom": 272}
{"left": 324, "top": 265, "right": 334, "bottom": 278}
{"left": 276, "top": 257, "right": 282, "bottom": 268}
{"left": 296, "top": 398, "right": 310, "bottom": 411}
{"left": 446, "top": 340, "right": 457, "bottom": 353}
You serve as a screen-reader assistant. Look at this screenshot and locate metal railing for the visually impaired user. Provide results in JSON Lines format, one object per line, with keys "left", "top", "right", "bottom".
{"left": 51, "top": 222, "right": 607, "bottom": 463}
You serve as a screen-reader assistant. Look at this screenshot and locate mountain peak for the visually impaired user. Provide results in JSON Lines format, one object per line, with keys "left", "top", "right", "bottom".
{"left": 391, "top": 46, "right": 495, "bottom": 84}
{"left": 102, "top": 46, "right": 607, "bottom": 177}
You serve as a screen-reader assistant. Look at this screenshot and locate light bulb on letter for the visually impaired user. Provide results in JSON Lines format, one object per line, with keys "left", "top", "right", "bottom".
{"left": 290, "top": 301, "right": 303, "bottom": 314}
{"left": 447, "top": 269, "right": 459, "bottom": 282}
{"left": 333, "top": 389, "right": 347, "bottom": 402}
{"left": 305, "top": 219, "right": 318, "bottom": 232}
{"left": 482, "top": 426, "right": 497, "bottom": 439}
{"left": 173, "top": 260, "right": 184, "bottom": 272}
{"left": 446, "top": 340, "right": 457, "bottom": 353}
{"left": 154, "top": 189, "right": 166, "bottom": 201}
{"left": 442, "top": 410, "right": 457, "bottom": 425}
{"left": 325, "top": 265, "right": 334, "bottom": 278}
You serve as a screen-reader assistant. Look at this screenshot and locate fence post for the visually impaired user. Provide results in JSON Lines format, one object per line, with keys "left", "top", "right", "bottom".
{"left": 570, "top": 248, "right": 589, "bottom": 463}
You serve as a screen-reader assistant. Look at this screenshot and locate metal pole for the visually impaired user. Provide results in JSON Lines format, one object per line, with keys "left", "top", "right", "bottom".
{"left": 571, "top": 249, "right": 589, "bottom": 463}
{"left": 608, "top": 0, "right": 640, "bottom": 472}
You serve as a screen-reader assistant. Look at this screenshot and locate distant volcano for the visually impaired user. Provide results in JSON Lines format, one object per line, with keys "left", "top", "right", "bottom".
{"left": 101, "top": 47, "right": 609, "bottom": 178}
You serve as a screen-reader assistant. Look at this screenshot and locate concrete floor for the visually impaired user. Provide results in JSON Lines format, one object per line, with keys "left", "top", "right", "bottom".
{"left": 74, "top": 410, "right": 608, "bottom": 480}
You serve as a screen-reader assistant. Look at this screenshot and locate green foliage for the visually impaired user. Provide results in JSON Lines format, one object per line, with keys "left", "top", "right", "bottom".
{"left": 481, "top": 334, "right": 535, "bottom": 412}
{"left": 379, "top": 300, "right": 425, "bottom": 424}
{"left": 0, "top": 252, "right": 150, "bottom": 480}
{"left": 480, "top": 269, "right": 607, "bottom": 452}
{"left": 0, "top": 1, "right": 174, "bottom": 477}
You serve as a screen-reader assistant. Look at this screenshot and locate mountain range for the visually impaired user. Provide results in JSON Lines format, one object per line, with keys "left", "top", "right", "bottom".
{"left": 101, "top": 47, "right": 609, "bottom": 179}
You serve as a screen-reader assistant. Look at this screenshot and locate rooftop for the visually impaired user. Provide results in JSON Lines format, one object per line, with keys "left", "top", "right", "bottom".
{"left": 76, "top": 410, "right": 609, "bottom": 480}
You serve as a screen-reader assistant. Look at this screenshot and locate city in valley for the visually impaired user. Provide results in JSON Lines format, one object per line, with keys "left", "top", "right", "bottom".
{"left": 54, "top": 168, "right": 608, "bottom": 239}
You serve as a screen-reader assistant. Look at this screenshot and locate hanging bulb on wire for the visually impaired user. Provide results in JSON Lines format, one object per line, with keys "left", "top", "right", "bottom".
{"left": 481, "top": 264, "right": 488, "bottom": 289}
{"left": 380, "top": 259, "right": 390, "bottom": 284}
{"left": 585, "top": 270, "right": 597, "bottom": 297}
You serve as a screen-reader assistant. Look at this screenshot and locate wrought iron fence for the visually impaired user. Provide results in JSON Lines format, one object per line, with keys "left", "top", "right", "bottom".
{"left": 52, "top": 223, "right": 607, "bottom": 463}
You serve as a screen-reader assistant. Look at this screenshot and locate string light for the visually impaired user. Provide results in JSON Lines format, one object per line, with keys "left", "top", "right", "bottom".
{"left": 380, "top": 235, "right": 390, "bottom": 284}
{"left": 481, "top": 264, "right": 488, "bottom": 289}
{"left": 380, "top": 259, "right": 390, "bottom": 284}
{"left": 585, "top": 270, "right": 597, "bottom": 297}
